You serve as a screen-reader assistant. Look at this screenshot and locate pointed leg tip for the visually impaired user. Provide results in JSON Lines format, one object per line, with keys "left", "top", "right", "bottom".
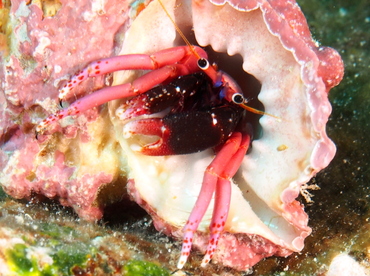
{"left": 201, "top": 256, "right": 211, "bottom": 267}
{"left": 177, "top": 258, "right": 186, "bottom": 270}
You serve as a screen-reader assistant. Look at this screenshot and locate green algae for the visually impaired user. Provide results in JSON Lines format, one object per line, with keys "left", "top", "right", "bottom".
{"left": 0, "top": 200, "right": 95, "bottom": 275}
{"left": 0, "top": 197, "right": 175, "bottom": 275}
{"left": 38, "top": 222, "right": 79, "bottom": 240}
{"left": 3, "top": 222, "right": 172, "bottom": 276}
{"left": 0, "top": 186, "right": 7, "bottom": 200}
{"left": 5, "top": 236, "right": 93, "bottom": 275}
{"left": 123, "top": 260, "right": 170, "bottom": 276}
{"left": 6, "top": 244, "right": 38, "bottom": 276}
{"left": 4, "top": 235, "right": 171, "bottom": 276}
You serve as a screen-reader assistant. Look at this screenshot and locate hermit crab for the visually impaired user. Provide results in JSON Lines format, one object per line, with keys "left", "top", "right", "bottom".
{"left": 0, "top": 0, "right": 344, "bottom": 271}
{"left": 35, "top": 4, "right": 262, "bottom": 267}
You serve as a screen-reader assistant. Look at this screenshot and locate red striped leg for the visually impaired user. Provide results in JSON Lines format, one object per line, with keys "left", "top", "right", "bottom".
{"left": 177, "top": 132, "right": 249, "bottom": 269}
{"left": 36, "top": 64, "right": 190, "bottom": 134}
{"left": 201, "top": 133, "right": 250, "bottom": 266}
{"left": 58, "top": 46, "right": 206, "bottom": 101}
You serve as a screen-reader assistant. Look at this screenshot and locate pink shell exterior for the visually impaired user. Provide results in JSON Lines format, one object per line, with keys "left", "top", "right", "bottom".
{"left": 0, "top": 0, "right": 344, "bottom": 271}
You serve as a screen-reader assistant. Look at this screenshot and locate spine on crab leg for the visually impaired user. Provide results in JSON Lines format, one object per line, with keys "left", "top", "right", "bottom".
{"left": 201, "top": 133, "right": 251, "bottom": 267}
{"left": 58, "top": 46, "right": 208, "bottom": 101}
{"left": 177, "top": 132, "right": 248, "bottom": 269}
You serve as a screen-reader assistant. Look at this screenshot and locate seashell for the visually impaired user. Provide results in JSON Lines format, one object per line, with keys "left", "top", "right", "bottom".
{"left": 0, "top": 0, "right": 344, "bottom": 271}
{"left": 110, "top": 0, "right": 344, "bottom": 270}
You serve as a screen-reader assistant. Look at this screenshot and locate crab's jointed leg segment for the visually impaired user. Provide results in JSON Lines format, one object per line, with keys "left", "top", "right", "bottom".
{"left": 201, "top": 133, "right": 251, "bottom": 267}
{"left": 177, "top": 132, "right": 251, "bottom": 269}
{"left": 58, "top": 46, "right": 207, "bottom": 102}
{"left": 36, "top": 46, "right": 209, "bottom": 134}
{"left": 37, "top": 65, "right": 188, "bottom": 133}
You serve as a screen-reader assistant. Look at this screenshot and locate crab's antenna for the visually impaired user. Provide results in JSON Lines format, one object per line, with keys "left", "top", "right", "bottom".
{"left": 231, "top": 93, "right": 282, "bottom": 121}
{"left": 157, "top": 0, "right": 201, "bottom": 60}
{"left": 239, "top": 103, "right": 282, "bottom": 121}
{"left": 158, "top": 0, "right": 281, "bottom": 122}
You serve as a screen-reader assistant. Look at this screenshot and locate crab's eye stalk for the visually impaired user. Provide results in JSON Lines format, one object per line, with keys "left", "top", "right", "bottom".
{"left": 198, "top": 58, "right": 210, "bottom": 70}
{"left": 232, "top": 93, "right": 245, "bottom": 104}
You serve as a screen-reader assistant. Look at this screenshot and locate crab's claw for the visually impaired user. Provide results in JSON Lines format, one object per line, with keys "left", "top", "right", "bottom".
{"left": 123, "top": 118, "right": 173, "bottom": 156}
{"left": 123, "top": 109, "right": 233, "bottom": 156}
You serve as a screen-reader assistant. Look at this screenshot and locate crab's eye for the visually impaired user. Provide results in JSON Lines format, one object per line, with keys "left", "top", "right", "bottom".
{"left": 232, "top": 93, "right": 245, "bottom": 104}
{"left": 198, "top": 58, "right": 209, "bottom": 70}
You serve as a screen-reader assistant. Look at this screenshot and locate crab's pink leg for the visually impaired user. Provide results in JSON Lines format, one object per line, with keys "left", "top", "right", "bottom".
{"left": 201, "top": 133, "right": 251, "bottom": 267}
{"left": 177, "top": 132, "right": 246, "bottom": 269}
{"left": 59, "top": 46, "right": 206, "bottom": 101}
{"left": 36, "top": 64, "right": 192, "bottom": 134}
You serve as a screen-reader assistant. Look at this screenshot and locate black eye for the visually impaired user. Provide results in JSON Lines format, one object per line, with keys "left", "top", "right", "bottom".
{"left": 232, "top": 93, "right": 244, "bottom": 104}
{"left": 198, "top": 58, "right": 209, "bottom": 70}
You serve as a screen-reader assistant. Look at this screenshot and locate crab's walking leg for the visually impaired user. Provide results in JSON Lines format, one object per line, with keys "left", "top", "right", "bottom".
{"left": 177, "top": 132, "right": 250, "bottom": 269}
{"left": 36, "top": 64, "right": 191, "bottom": 134}
{"left": 201, "top": 133, "right": 251, "bottom": 267}
{"left": 36, "top": 46, "right": 209, "bottom": 134}
{"left": 58, "top": 46, "right": 206, "bottom": 101}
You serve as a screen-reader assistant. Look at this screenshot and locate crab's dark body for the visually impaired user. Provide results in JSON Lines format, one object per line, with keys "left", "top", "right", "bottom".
{"left": 123, "top": 73, "right": 247, "bottom": 155}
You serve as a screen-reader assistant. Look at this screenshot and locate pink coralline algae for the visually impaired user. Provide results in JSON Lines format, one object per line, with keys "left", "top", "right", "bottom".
{"left": 0, "top": 0, "right": 130, "bottom": 220}
{"left": 0, "top": 0, "right": 344, "bottom": 271}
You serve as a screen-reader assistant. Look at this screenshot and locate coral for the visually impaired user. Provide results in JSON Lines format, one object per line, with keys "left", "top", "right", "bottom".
{"left": 0, "top": 0, "right": 130, "bottom": 221}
